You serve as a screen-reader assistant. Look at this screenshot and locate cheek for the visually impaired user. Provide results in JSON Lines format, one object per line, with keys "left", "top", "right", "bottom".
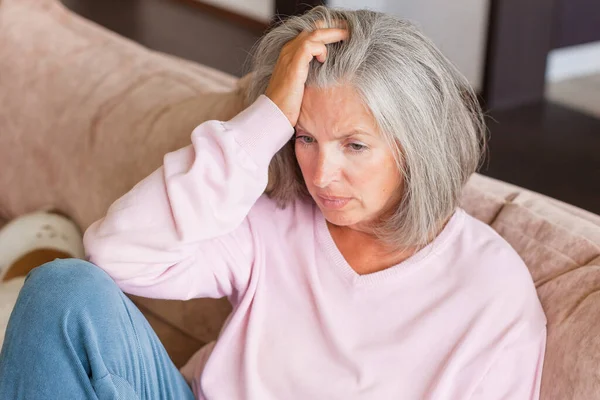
{"left": 346, "top": 155, "right": 381, "bottom": 183}
{"left": 349, "top": 154, "right": 400, "bottom": 204}
{"left": 345, "top": 163, "right": 371, "bottom": 187}
{"left": 379, "top": 160, "right": 403, "bottom": 203}
{"left": 294, "top": 146, "right": 314, "bottom": 178}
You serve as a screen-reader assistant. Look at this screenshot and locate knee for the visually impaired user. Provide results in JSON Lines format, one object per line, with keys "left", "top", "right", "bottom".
{"left": 20, "top": 258, "right": 119, "bottom": 307}
{"left": 6, "top": 259, "right": 126, "bottom": 350}
{"left": 27, "top": 258, "right": 111, "bottom": 286}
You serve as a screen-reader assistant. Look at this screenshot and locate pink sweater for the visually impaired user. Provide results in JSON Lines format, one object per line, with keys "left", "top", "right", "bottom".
{"left": 84, "top": 95, "right": 547, "bottom": 399}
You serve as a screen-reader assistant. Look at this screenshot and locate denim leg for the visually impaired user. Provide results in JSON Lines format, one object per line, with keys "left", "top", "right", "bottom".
{"left": 0, "top": 259, "right": 195, "bottom": 400}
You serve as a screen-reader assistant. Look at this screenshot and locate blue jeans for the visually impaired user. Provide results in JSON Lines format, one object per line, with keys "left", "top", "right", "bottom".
{"left": 0, "top": 259, "right": 196, "bottom": 399}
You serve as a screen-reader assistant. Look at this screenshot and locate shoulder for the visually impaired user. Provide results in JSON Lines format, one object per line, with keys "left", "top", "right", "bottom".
{"left": 457, "top": 209, "right": 529, "bottom": 281}
{"left": 452, "top": 210, "right": 546, "bottom": 333}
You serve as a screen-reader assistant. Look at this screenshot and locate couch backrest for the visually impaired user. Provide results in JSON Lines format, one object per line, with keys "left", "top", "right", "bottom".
{"left": 0, "top": 0, "right": 244, "bottom": 228}
{"left": 462, "top": 174, "right": 600, "bottom": 400}
{"left": 4, "top": 1, "right": 600, "bottom": 398}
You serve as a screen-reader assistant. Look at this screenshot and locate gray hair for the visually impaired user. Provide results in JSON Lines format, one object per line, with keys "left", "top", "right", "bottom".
{"left": 246, "top": 6, "right": 486, "bottom": 251}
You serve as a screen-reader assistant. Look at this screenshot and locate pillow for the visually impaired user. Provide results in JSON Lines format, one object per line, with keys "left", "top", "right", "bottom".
{"left": 130, "top": 294, "right": 233, "bottom": 346}
{"left": 0, "top": 0, "right": 246, "bottom": 365}
{"left": 0, "top": 0, "right": 245, "bottom": 229}
{"left": 460, "top": 174, "right": 512, "bottom": 225}
{"left": 491, "top": 200, "right": 600, "bottom": 400}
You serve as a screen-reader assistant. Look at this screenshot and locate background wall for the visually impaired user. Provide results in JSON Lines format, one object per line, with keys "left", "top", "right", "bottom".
{"left": 546, "top": 41, "right": 600, "bottom": 82}
{"left": 328, "top": 0, "right": 491, "bottom": 92}
{"left": 194, "top": 0, "right": 491, "bottom": 91}
{"left": 197, "top": 0, "right": 274, "bottom": 23}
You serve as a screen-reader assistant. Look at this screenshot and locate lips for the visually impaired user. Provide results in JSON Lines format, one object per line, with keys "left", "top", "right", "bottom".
{"left": 317, "top": 194, "right": 351, "bottom": 210}
{"left": 318, "top": 194, "right": 350, "bottom": 201}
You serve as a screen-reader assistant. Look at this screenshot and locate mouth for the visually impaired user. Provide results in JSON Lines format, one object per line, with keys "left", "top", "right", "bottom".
{"left": 316, "top": 194, "right": 352, "bottom": 210}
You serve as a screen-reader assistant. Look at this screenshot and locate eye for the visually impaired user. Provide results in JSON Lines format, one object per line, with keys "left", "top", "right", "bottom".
{"left": 295, "top": 135, "right": 315, "bottom": 145}
{"left": 348, "top": 142, "right": 367, "bottom": 152}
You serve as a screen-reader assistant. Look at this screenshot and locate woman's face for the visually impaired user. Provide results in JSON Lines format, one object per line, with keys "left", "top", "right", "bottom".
{"left": 295, "top": 85, "right": 403, "bottom": 230}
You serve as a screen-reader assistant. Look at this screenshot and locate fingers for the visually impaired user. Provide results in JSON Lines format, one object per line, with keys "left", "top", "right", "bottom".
{"left": 313, "top": 43, "right": 327, "bottom": 63}
{"left": 278, "top": 23, "right": 349, "bottom": 69}
{"left": 298, "top": 40, "right": 328, "bottom": 64}
{"left": 263, "top": 22, "right": 348, "bottom": 126}
{"left": 308, "top": 28, "right": 349, "bottom": 45}
{"left": 294, "top": 27, "right": 348, "bottom": 64}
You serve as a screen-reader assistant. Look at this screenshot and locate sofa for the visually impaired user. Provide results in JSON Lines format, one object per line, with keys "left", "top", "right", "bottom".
{"left": 1, "top": 0, "right": 600, "bottom": 398}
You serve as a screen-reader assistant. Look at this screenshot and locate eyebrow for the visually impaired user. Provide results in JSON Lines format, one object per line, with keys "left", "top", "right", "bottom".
{"left": 295, "top": 124, "right": 373, "bottom": 139}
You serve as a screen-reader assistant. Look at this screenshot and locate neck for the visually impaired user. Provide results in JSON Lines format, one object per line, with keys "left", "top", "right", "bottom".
{"left": 326, "top": 221, "right": 420, "bottom": 275}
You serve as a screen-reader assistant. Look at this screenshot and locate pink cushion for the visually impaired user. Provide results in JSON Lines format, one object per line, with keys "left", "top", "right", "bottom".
{"left": 491, "top": 200, "right": 600, "bottom": 400}
{"left": 4, "top": 2, "right": 600, "bottom": 397}
{"left": 0, "top": 0, "right": 245, "bottom": 229}
{"left": 460, "top": 176, "right": 513, "bottom": 224}
{"left": 0, "top": 0, "right": 243, "bottom": 354}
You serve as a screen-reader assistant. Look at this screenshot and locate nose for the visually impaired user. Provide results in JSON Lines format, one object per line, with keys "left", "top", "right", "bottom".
{"left": 313, "top": 151, "right": 339, "bottom": 188}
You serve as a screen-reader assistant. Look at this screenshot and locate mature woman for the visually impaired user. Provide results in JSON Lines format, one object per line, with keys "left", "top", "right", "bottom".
{"left": 0, "top": 6, "right": 546, "bottom": 399}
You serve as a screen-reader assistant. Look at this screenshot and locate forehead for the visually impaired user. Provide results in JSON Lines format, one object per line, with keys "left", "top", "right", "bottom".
{"left": 298, "top": 85, "right": 379, "bottom": 135}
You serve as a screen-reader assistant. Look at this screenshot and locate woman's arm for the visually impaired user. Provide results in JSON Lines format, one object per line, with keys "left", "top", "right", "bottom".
{"left": 84, "top": 26, "right": 348, "bottom": 301}
{"left": 84, "top": 96, "right": 293, "bottom": 300}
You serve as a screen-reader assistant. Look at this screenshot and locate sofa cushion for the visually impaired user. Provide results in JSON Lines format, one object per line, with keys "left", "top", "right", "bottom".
{"left": 491, "top": 199, "right": 600, "bottom": 400}
{"left": 512, "top": 192, "right": 600, "bottom": 239}
{"left": 5, "top": 3, "right": 600, "bottom": 397}
{"left": 0, "top": 0, "right": 243, "bottom": 363}
{"left": 460, "top": 174, "right": 513, "bottom": 224}
{"left": 493, "top": 202, "right": 599, "bottom": 284}
{"left": 0, "top": 0, "right": 245, "bottom": 229}
{"left": 130, "top": 295, "right": 232, "bottom": 346}
{"left": 137, "top": 301, "right": 206, "bottom": 369}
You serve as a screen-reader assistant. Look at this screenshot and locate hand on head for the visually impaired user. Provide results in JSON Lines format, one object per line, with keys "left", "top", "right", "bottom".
{"left": 265, "top": 23, "right": 348, "bottom": 127}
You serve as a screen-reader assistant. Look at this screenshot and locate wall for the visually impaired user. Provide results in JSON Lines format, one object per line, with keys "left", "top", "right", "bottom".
{"left": 195, "top": 0, "right": 491, "bottom": 91}
{"left": 198, "top": 0, "right": 273, "bottom": 23}
{"left": 546, "top": 41, "right": 600, "bottom": 82}
{"left": 328, "top": 0, "right": 490, "bottom": 92}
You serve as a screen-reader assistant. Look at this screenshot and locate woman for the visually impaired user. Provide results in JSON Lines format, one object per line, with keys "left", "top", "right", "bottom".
{"left": 0, "top": 6, "right": 546, "bottom": 399}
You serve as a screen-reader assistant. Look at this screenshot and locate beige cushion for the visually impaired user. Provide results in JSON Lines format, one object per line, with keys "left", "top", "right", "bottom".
{"left": 493, "top": 202, "right": 599, "bottom": 285}
{"left": 0, "top": 0, "right": 243, "bottom": 363}
{"left": 460, "top": 174, "right": 514, "bottom": 224}
{"left": 491, "top": 198, "right": 600, "bottom": 400}
{"left": 130, "top": 295, "right": 233, "bottom": 346}
{"left": 5, "top": 0, "right": 600, "bottom": 395}
{"left": 0, "top": 0, "right": 246, "bottom": 229}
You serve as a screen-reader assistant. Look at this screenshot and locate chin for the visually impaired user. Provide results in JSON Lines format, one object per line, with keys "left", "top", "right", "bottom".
{"left": 319, "top": 208, "right": 361, "bottom": 227}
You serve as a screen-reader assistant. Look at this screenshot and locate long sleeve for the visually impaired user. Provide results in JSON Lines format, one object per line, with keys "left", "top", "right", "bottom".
{"left": 470, "top": 327, "right": 547, "bottom": 400}
{"left": 83, "top": 95, "right": 294, "bottom": 300}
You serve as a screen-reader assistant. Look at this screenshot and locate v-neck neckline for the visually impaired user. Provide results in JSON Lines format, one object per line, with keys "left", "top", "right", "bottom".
{"left": 314, "top": 206, "right": 465, "bottom": 287}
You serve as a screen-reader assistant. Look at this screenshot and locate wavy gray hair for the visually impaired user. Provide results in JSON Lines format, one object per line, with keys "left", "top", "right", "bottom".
{"left": 245, "top": 6, "right": 486, "bottom": 250}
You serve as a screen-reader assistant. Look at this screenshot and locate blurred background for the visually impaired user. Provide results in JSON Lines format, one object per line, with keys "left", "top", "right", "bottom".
{"left": 61, "top": 0, "right": 600, "bottom": 214}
